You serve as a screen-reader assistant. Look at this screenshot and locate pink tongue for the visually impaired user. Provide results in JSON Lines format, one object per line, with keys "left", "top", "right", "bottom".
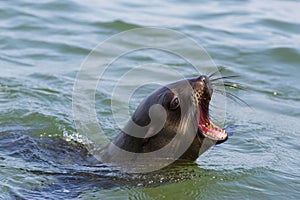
{"left": 199, "top": 124, "right": 209, "bottom": 133}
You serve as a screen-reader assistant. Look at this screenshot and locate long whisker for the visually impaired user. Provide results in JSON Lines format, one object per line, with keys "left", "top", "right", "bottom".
{"left": 208, "top": 70, "right": 219, "bottom": 78}
{"left": 207, "top": 66, "right": 227, "bottom": 78}
{"left": 210, "top": 75, "right": 240, "bottom": 82}
{"left": 209, "top": 101, "right": 226, "bottom": 110}
{"left": 213, "top": 80, "right": 241, "bottom": 85}
{"left": 215, "top": 89, "right": 251, "bottom": 108}
{"left": 212, "top": 82, "right": 246, "bottom": 90}
{"left": 209, "top": 103, "right": 218, "bottom": 109}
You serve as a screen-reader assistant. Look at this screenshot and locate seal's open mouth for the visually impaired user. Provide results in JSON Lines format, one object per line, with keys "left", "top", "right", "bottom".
{"left": 198, "top": 107, "right": 227, "bottom": 142}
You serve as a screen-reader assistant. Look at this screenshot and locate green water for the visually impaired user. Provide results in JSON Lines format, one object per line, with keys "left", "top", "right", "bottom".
{"left": 1, "top": 0, "right": 299, "bottom": 199}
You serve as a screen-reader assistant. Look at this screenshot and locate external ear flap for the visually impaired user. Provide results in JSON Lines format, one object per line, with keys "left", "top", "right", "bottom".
{"left": 169, "top": 96, "right": 180, "bottom": 110}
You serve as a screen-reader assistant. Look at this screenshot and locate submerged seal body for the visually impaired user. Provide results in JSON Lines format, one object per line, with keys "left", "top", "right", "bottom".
{"left": 103, "top": 75, "right": 227, "bottom": 164}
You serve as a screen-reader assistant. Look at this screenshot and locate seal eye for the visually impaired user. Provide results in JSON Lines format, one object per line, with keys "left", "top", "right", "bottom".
{"left": 170, "top": 97, "right": 180, "bottom": 110}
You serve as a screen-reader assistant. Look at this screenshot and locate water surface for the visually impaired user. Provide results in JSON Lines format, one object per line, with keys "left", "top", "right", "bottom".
{"left": 0, "top": 0, "right": 299, "bottom": 199}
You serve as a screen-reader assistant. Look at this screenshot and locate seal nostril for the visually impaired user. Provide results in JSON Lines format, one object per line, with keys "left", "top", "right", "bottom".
{"left": 199, "top": 75, "right": 208, "bottom": 84}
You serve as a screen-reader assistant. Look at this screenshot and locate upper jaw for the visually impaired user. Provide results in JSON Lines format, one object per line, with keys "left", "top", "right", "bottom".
{"left": 191, "top": 76, "right": 228, "bottom": 145}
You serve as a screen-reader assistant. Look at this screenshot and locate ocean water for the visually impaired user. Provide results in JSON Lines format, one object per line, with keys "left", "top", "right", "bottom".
{"left": 0, "top": 0, "right": 299, "bottom": 199}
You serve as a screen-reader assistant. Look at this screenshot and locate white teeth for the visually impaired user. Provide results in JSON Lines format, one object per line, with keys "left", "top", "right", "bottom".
{"left": 203, "top": 122, "right": 226, "bottom": 137}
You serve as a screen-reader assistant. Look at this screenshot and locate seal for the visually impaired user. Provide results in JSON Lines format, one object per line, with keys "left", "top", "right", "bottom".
{"left": 103, "top": 75, "right": 228, "bottom": 162}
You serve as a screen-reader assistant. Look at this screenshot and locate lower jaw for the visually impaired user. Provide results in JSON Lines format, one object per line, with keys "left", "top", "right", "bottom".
{"left": 197, "top": 128, "right": 228, "bottom": 145}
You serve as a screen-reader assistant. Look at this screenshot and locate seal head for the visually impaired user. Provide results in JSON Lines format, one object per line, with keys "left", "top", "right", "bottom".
{"left": 108, "top": 75, "right": 228, "bottom": 161}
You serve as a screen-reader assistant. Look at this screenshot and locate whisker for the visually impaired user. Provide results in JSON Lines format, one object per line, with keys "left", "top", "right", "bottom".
{"left": 214, "top": 80, "right": 241, "bottom": 85}
{"left": 212, "top": 82, "right": 246, "bottom": 90}
{"left": 215, "top": 89, "right": 251, "bottom": 108}
{"left": 207, "top": 66, "right": 227, "bottom": 78}
{"left": 209, "top": 102, "right": 225, "bottom": 111}
{"left": 208, "top": 70, "right": 219, "bottom": 78}
{"left": 209, "top": 103, "right": 218, "bottom": 109}
{"left": 210, "top": 75, "right": 240, "bottom": 82}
